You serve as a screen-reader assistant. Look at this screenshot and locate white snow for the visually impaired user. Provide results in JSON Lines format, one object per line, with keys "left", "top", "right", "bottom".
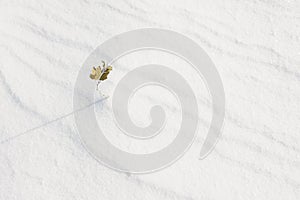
{"left": 0, "top": 0, "right": 300, "bottom": 199}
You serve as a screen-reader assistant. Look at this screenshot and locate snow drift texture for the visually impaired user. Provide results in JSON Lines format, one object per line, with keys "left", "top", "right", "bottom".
{"left": 0, "top": 0, "right": 300, "bottom": 199}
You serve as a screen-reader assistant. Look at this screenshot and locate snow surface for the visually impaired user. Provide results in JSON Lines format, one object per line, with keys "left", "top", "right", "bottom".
{"left": 0, "top": 0, "right": 300, "bottom": 199}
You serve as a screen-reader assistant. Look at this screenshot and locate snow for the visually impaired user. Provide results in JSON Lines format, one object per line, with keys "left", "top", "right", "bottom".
{"left": 0, "top": 0, "right": 300, "bottom": 199}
